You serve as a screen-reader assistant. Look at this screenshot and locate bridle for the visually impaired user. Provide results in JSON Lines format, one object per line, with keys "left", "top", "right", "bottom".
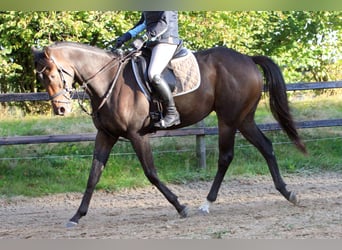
{"left": 36, "top": 56, "right": 74, "bottom": 105}
{"left": 36, "top": 50, "right": 134, "bottom": 116}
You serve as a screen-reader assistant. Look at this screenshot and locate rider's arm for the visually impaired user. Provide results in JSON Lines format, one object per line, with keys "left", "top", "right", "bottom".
{"left": 128, "top": 22, "right": 146, "bottom": 38}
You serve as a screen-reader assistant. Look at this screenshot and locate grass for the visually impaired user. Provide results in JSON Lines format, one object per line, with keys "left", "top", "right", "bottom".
{"left": 0, "top": 92, "right": 341, "bottom": 197}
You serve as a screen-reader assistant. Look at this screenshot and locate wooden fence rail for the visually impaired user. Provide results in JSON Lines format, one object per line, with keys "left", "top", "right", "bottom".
{"left": 1, "top": 81, "right": 342, "bottom": 103}
{"left": 0, "top": 81, "right": 341, "bottom": 168}
{"left": 1, "top": 119, "right": 342, "bottom": 146}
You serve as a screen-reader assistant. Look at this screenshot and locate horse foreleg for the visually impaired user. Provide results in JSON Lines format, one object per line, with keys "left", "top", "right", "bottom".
{"left": 130, "top": 135, "right": 188, "bottom": 218}
{"left": 67, "top": 131, "right": 118, "bottom": 227}
{"left": 239, "top": 121, "right": 299, "bottom": 205}
{"left": 199, "top": 125, "right": 236, "bottom": 214}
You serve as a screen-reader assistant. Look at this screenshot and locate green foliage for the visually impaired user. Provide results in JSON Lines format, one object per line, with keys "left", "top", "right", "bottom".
{"left": 0, "top": 11, "right": 140, "bottom": 112}
{"left": 1, "top": 11, "right": 341, "bottom": 113}
{"left": 252, "top": 11, "right": 342, "bottom": 82}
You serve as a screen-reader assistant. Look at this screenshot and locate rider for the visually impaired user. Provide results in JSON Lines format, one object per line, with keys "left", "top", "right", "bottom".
{"left": 113, "top": 11, "right": 181, "bottom": 128}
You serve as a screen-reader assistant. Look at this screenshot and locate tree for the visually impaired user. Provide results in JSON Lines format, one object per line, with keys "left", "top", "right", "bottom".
{"left": 0, "top": 11, "right": 341, "bottom": 113}
{"left": 0, "top": 11, "right": 140, "bottom": 112}
{"left": 251, "top": 11, "right": 342, "bottom": 82}
{"left": 0, "top": 11, "right": 140, "bottom": 93}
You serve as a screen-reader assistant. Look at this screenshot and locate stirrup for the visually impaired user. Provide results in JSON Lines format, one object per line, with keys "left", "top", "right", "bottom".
{"left": 154, "top": 116, "right": 180, "bottom": 128}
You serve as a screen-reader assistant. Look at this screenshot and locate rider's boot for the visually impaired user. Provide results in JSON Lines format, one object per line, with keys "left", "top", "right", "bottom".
{"left": 151, "top": 74, "right": 180, "bottom": 128}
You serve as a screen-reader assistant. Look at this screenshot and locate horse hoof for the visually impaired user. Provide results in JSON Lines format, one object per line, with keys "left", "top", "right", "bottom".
{"left": 198, "top": 200, "right": 211, "bottom": 215}
{"left": 179, "top": 206, "right": 189, "bottom": 218}
{"left": 198, "top": 207, "right": 210, "bottom": 215}
{"left": 289, "top": 191, "right": 299, "bottom": 206}
{"left": 66, "top": 221, "right": 78, "bottom": 228}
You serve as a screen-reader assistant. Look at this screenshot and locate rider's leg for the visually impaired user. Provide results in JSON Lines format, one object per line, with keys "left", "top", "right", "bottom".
{"left": 148, "top": 43, "right": 180, "bottom": 128}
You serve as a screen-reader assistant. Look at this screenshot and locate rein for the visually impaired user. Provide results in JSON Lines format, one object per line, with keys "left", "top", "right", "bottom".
{"left": 92, "top": 57, "right": 126, "bottom": 114}
{"left": 77, "top": 50, "right": 138, "bottom": 117}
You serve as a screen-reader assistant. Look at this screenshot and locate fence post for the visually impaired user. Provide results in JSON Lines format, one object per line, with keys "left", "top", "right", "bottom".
{"left": 196, "top": 120, "right": 206, "bottom": 169}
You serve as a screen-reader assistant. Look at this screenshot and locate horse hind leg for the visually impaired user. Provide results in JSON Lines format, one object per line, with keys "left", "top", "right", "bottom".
{"left": 199, "top": 125, "right": 236, "bottom": 214}
{"left": 238, "top": 119, "right": 299, "bottom": 205}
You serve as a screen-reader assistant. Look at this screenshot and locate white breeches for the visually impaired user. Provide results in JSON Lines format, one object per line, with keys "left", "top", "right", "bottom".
{"left": 148, "top": 43, "right": 178, "bottom": 81}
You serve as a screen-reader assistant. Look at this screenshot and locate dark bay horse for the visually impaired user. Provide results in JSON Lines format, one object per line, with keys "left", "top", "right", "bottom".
{"left": 32, "top": 41, "right": 306, "bottom": 227}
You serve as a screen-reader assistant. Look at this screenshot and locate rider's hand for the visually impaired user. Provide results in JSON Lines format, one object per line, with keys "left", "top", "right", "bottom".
{"left": 113, "top": 32, "right": 132, "bottom": 49}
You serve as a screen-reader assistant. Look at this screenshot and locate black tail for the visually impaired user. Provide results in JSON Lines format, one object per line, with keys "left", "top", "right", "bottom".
{"left": 251, "top": 55, "right": 307, "bottom": 154}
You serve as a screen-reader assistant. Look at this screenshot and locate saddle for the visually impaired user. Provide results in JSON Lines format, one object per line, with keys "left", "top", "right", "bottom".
{"left": 131, "top": 43, "right": 201, "bottom": 123}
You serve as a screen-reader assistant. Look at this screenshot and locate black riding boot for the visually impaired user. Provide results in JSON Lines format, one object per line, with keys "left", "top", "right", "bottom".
{"left": 151, "top": 74, "right": 180, "bottom": 128}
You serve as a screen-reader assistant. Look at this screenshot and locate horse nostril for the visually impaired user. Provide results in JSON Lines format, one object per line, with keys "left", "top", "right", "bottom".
{"left": 59, "top": 106, "right": 66, "bottom": 115}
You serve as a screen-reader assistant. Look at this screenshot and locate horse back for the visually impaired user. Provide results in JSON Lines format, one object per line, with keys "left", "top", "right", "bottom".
{"left": 192, "top": 46, "right": 264, "bottom": 123}
{"left": 195, "top": 46, "right": 263, "bottom": 93}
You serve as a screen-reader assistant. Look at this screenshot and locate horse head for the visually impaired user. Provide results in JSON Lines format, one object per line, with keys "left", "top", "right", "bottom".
{"left": 32, "top": 46, "right": 73, "bottom": 116}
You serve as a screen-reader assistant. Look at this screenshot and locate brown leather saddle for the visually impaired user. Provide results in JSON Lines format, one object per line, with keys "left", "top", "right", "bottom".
{"left": 131, "top": 44, "right": 189, "bottom": 123}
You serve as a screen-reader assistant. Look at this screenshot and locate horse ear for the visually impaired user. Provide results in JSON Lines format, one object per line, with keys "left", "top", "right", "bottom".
{"left": 43, "top": 46, "right": 51, "bottom": 59}
{"left": 31, "top": 46, "right": 44, "bottom": 62}
{"left": 31, "top": 46, "right": 42, "bottom": 57}
{"left": 31, "top": 46, "right": 40, "bottom": 54}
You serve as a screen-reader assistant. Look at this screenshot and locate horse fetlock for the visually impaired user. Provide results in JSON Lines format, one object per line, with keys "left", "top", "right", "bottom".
{"left": 179, "top": 206, "right": 189, "bottom": 218}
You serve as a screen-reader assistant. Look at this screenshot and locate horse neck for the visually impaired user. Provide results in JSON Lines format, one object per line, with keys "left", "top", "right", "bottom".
{"left": 62, "top": 48, "right": 120, "bottom": 98}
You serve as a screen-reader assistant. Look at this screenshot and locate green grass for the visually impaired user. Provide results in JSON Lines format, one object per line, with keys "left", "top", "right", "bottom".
{"left": 0, "top": 93, "right": 341, "bottom": 197}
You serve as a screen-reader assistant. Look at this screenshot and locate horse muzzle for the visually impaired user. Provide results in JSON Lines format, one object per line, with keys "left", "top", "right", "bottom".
{"left": 51, "top": 98, "right": 72, "bottom": 116}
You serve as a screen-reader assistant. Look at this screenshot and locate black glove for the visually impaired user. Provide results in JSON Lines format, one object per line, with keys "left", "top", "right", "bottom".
{"left": 114, "top": 32, "right": 132, "bottom": 49}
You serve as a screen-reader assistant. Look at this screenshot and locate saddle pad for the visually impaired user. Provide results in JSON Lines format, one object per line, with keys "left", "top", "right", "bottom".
{"left": 169, "top": 51, "right": 201, "bottom": 97}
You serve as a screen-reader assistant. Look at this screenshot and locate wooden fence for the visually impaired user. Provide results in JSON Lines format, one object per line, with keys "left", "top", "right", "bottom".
{"left": 1, "top": 81, "right": 342, "bottom": 168}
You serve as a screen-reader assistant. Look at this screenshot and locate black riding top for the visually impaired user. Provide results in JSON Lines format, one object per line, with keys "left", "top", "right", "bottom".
{"left": 133, "top": 11, "right": 180, "bottom": 45}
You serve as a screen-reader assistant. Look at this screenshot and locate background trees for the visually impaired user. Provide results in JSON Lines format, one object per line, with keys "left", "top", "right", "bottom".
{"left": 178, "top": 11, "right": 341, "bottom": 82}
{"left": 0, "top": 11, "right": 140, "bottom": 95}
{"left": 1, "top": 11, "right": 341, "bottom": 102}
